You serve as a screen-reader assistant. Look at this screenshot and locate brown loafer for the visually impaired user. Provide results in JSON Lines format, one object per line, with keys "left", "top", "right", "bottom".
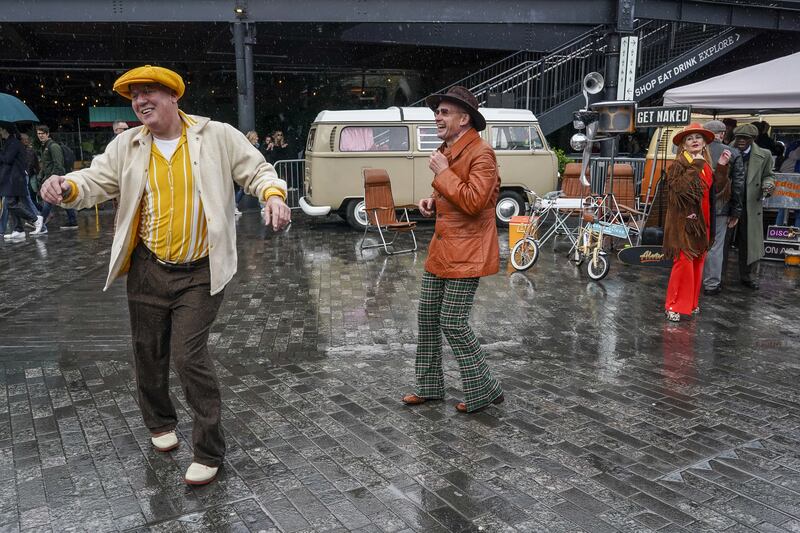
{"left": 402, "top": 393, "right": 442, "bottom": 405}
{"left": 456, "top": 394, "right": 505, "bottom": 413}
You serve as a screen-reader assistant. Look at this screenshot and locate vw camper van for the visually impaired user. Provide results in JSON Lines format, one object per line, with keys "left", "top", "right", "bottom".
{"left": 299, "top": 107, "right": 559, "bottom": 228}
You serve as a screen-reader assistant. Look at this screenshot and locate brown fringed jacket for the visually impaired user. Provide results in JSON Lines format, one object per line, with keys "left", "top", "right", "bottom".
{"left": 663, "top": 150, "right": 729, "bottom": 260}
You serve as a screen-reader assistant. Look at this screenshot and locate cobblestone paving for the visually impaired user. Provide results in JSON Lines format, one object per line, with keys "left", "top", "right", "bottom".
{"left": 1, "top": 210, "right": 799, "bottom": 532}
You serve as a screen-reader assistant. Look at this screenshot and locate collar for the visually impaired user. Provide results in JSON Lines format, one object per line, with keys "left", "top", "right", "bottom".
{"left": 151, "top": 123, "right": 188, "bottom": 161}
{"left": 440, "top": 127, "right": 480, "bottom": 159}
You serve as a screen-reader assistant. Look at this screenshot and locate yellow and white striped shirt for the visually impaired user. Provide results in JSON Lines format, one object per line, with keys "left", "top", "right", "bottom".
{"left": 139, "top": 114, "right": 208, "bottom": 263}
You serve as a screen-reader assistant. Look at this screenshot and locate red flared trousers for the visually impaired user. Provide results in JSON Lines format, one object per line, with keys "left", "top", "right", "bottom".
{"left": 665, "top": 251, "right": 706, "bottom": 315}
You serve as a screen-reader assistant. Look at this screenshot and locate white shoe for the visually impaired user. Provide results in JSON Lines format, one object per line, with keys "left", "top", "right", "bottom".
{"left": 31, "top": 226, "right": 48, "bottom": 236}
{"left": 150, "top": 431, "right": 179, "bottom": 452}
{"left": 6, "top": 231, "right": 26, "bottom": 241}
{"left": 665, "top": 310, "right": 680, "bottom": 322}
{"left": 33, "top": 215, "right": 44, "bottom": 233}
{"left": 234, "top": 208, "right": 242, "bottom": 216}
{"left": 185, "top": 462, "right": 219, "bottom": 485}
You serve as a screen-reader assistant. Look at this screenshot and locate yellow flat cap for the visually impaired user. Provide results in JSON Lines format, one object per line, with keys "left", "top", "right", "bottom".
{"left": 113, "top": 65, "right": 185, "bottom": 100}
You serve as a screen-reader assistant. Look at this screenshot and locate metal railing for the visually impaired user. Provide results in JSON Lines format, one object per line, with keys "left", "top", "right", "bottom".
{"left": 410, "top": 50, "right": 542, "bottom": 106}
{"left": 415, "top": 19, "right": 736, "bottom": 128}
{"left": 273, "top": 159, "right": 304, "bottom": 209}
{"left": 569, "top": 156, "right": 646, "bottom": 195}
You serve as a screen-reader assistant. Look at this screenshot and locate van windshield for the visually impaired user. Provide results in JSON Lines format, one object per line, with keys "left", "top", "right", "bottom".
{"left": 306, "top": 128, "right": 316, "bottom": 153}
{"left": 491, "top": 125, "right": 543, "bottom": 150}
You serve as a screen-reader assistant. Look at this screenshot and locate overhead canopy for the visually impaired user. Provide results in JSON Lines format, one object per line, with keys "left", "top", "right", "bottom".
{"left": 89, "top": 107, "right": 138, "bottom": 128}
{"left": 663, "top": 51, "right": 800, "bottom": 113}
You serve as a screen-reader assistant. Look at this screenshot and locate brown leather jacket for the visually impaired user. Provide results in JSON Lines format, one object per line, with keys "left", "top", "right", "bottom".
{"left": 663, "top": 150, "right": 729, "bottom": 260}
{"left": 425, "top": 128, "right": 500, "bottom": 278}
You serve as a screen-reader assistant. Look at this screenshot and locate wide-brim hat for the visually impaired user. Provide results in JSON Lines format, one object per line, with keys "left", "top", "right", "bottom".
{"left": 672, "top": 122, "right": 715, "bottom": 146}
{"left": 425, "top": 85, "right": 486, "bottom": 131}
{"left": 113, "top": 65, "right": 185, "bottom": 100}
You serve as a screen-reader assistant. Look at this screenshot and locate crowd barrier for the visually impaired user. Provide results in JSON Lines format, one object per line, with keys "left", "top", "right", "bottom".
{"left": 273, "top": 159, "right": 304, "bottom": 209}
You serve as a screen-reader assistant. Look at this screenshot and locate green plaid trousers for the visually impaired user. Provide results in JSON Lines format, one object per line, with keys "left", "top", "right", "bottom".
{"left": 414, "top": 271, "right": 503, "bottom": 412}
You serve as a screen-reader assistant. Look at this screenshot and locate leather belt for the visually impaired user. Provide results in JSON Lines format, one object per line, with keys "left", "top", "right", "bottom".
{"left": 135, "top": 244, "right": 209, "bottom": 271}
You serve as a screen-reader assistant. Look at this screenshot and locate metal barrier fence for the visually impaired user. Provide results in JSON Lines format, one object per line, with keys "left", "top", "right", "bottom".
{"left": 273, "top": 159, "right": 304, "bottom": 209}
{"left": 569, "top": 157, "right": 646, "bottom": 195}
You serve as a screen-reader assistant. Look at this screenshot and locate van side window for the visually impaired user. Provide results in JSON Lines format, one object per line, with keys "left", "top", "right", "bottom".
{"left": 491, "top": 125, "right": 535, "bottom": 151}
{"left": 339, "top": 126, "right": 409, "bottom": 152}
{"left": 529, "top": 127, "right": 544, "bottom": 150}
{"left": 417, "top": 126, "right": 441, "bottom": 151}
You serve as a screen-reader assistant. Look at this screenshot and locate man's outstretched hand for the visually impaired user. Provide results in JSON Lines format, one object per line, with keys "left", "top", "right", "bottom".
{"left": 40, "top": 175, "right": 70, "bottom": 204}
{"left": 262, "top": 195, "right": 291, "bottom": 231}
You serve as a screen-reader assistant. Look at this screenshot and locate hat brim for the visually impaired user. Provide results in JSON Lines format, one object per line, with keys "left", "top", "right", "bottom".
{"left": 425, "top": 94, "right": 486, "bottom": 132}
{"left": 672, "top": 128, "right": 715, "bottom": 146}
{"left": 113, "top": 75, "right": 185, "bottom": 100}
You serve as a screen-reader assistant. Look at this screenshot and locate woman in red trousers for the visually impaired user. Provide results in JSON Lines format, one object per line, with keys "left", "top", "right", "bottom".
{"left": 663, "top": 123, "right": 730, "bottom": 322}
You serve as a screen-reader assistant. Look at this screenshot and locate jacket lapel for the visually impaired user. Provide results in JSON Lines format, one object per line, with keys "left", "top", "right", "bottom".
{"left": 185, "top": 114, "right": 209, "bottom": 187}
{"left": 748, "top": 148, "right": 767, "bottom": 185}
{"left": 129, "top": 128, "right": 152, "bottom": 201}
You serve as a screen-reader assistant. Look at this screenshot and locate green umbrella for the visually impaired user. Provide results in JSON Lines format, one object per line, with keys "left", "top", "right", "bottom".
{"left": 0, "top": 92, "right": 39, "bottom": 123}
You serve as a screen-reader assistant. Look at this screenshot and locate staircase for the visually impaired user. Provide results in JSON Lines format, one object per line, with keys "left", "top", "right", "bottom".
{"left": 416, "top": 20, "right": 757, "bottom": 135}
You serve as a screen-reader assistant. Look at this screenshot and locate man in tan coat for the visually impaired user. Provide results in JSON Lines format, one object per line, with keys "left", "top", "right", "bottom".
{"left": 41, "top": 65, "right": 290, "bottom": 485}
{"left": 401, "top": 86, "right": 504, "bottom": 413}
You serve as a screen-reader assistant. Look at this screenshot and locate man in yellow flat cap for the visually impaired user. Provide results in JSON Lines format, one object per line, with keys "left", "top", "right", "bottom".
{"left": 40, "top": 65, "right": 290, "bottom": 486}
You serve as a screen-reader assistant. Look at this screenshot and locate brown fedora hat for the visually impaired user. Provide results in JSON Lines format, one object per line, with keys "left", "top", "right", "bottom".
{"left": 425, "top": 85, "right": 486, "bottom": 131}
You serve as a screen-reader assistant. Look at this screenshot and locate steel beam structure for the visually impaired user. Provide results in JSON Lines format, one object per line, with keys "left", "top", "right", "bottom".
{"left": 233, "top": 21, "right": 256, "bottom": 133}
{"left": 340, "top": 23, "right": 589, "bottom": 52}
{"left": 4, "top": 0, "right": 800, "bottom": 30}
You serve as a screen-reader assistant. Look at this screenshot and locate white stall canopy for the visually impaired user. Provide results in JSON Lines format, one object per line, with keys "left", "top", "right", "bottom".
{"left": 663, "top": 51, "right": 800, "bottom": 113}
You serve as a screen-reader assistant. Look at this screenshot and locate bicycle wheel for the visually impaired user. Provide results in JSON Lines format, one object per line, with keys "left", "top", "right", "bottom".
{"left": 586, "top": 254, "right": 609, "bottom": 281}
{"left": 510, "top": 237, "right": 539, "bottom": 271}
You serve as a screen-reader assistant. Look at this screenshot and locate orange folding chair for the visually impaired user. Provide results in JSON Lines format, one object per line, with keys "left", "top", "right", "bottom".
{"left": 360, "top": 168, "right": 417, "bottom": 255}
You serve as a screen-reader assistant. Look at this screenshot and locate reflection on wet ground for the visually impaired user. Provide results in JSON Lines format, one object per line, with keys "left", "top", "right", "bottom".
{"left": 1, "top": 210, "right": 799, "bottom": 532}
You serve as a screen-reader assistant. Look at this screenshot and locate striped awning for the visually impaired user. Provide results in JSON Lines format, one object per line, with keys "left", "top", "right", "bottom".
{"left": 89, "top": 107, "right": 139, "bottom": 127}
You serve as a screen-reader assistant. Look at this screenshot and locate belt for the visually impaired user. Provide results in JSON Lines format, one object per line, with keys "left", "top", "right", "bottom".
{"left": 135, "top": 244, "right": 209, "bottom": 271}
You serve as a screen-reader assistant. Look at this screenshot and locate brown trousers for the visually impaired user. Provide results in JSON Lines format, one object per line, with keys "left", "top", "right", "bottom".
{"left": 127, "top": 244, "right": 225, "bottom": 466}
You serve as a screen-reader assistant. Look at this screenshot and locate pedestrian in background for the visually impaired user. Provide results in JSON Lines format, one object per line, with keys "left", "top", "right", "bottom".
{"left": 401, "top": 86, "right": 504, "bottom": 413}
{"left": 112, "top": 121, "right": 129, "bottom": 136}
{"left": 731, "top": 123, "right": 775, "bottom": 289}
{"left": 663, "top": 123, "right": 730, "bottom": 322}
{"left": 35, "top": 125, "right": 78, "bottom": 234}
{"left": 1, "top": 123, "right": 43, "bottom": 241}
{"left": 701, "top": 120, "right": 744, "bottom": 296}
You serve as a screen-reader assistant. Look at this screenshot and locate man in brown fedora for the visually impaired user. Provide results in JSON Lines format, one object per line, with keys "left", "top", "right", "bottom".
{"left": 401, "top": 86, "right": 504, "bottom": 414}
{"left": 40, "top": 65, "right": 291, "bottom": 485}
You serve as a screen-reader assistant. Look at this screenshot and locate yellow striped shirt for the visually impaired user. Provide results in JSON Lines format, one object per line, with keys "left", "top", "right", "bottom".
{"left": 139, "top": 114, "right": 208, "bottom": 263}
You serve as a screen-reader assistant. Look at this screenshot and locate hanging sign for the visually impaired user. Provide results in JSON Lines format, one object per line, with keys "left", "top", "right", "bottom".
{"left": 635, "top": 106, "right": 692, "bottom": 127}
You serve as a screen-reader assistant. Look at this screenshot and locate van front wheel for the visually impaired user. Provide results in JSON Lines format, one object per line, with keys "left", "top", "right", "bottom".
{"left": 496, "top": 190, "right": 525, "bottom": 227}
{"left": 346, "top": 199, "right": 368, "bottom": 230}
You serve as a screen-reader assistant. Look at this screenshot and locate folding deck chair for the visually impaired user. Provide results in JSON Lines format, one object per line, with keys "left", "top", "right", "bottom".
{"left": 360, "top": 168, "right": 418, "bottom": 255}
{"left": 602, "top": 163, "right": 644, "bottom": 245}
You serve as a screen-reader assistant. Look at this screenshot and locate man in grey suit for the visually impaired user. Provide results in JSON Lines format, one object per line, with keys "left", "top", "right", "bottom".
{"left": 702, "top": 120, "right": 744, "bottom": 295}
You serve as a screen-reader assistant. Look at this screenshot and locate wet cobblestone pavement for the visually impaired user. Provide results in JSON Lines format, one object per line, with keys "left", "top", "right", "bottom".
{"left": 1, "top": 210, "right": 799, "bottom": 532}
